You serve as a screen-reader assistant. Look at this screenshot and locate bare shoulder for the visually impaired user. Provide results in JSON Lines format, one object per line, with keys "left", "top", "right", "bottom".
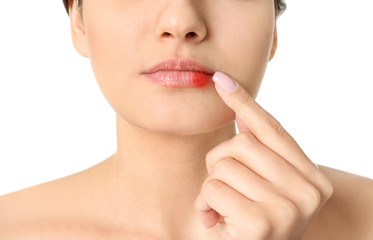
{"left": 0, "top": 173, "right": 74, "bottom": 235}
{"left": 0, "top": 165, "right": 107, "bottom": 239}
{"left": 303, "top": 165, "right": 373, "bottom": 240}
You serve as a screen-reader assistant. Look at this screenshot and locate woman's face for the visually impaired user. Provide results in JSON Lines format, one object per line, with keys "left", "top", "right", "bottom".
{"left": 70, "top": 0, "right": 277, "bottom": 135}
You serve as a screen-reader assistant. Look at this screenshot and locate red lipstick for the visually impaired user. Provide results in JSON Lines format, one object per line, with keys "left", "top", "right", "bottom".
{"left": 142, "top": 58, "right": 214, "bottom": 88}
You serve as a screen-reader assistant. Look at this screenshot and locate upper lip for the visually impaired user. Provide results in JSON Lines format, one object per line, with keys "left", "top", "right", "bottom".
{"left": 142, "top": 58, "right": 215, "bottom": 75}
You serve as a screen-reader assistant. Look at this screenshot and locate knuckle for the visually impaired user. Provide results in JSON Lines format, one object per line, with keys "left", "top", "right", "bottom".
{"left": 243, "top": 207, "right": 272, "bottom": 238}
{"left": 303, "top": 185, "right": 322, "bottom": 217}
{"left": 314, "top": 172, "right": 334, "bottom": 204}
{"left": 252, "top": 215, "right": 272, "bottom": 235}
{"left": 321, "top": 177, "right": 334, "bottom": 203}
{"left": 203, "top": 179, "right": 224, "bottom": 195}
{"left": 205, "top": 148, "right": 214, "bottom": 162}
{"left": 276, "top": 198, "right": 298, "bottom": 225}
{"left": 205, "top": 140, "right": 232, "bottom": 172}
{"left": 214, "top": 158, "right": 234, "bottom": 175}
{"left": 325, "top": 180, "right": 334, "bottom": 199}
{"left": 205, "top": 150, "right": 215, "bottom": 172}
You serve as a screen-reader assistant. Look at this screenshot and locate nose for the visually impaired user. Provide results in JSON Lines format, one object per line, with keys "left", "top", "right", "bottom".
{"left": 155, "top": 0, "right": 207, "bottom": 45}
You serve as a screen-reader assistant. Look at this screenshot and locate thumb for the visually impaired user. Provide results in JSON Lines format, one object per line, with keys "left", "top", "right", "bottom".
{"left": 197, "top": 208, "right": 220, "bottom": 228}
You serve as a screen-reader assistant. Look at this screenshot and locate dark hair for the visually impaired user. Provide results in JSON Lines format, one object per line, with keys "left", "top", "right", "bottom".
{"left": 63, "top": 0, "right": 286, "bottom": 17}
{"left": 275, "top": 0, "right": 287, "bottom": 17}
{"left": 62, "top": 0, "right": 82, "bottom": 15}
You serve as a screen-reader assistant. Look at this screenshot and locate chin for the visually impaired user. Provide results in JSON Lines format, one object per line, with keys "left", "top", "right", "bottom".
{"left": 122, "top": 107, "right": 236, "bottom": 136}
{"left": 113, "top": 84, "right": 237, "bottom": 135}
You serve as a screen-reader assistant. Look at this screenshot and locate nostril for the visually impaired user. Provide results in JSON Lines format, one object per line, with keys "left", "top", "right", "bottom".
{"left": 186, "top": 32, "right": 197, "bottom": 38}
{"left": 162, "top": 32, "right": 172, "bottom": 38}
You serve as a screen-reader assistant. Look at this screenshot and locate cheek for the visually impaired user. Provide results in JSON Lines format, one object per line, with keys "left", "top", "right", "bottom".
{"left": 213, "top": 7, "right": 275, "bottom": 95}
{"left": 86, "top": 19, "right": 133, "bottom": 74}
{"left": 84, "top": 12, "right": 141, "bottom": 110}
{"left": 84, "top": 1, "right": 146, "bottom": 79}
{"left": 241, "top": 23, "right": 274, "bottom": 96}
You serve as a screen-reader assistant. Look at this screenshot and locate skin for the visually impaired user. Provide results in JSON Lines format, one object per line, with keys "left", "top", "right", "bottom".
{"left": 1, "top": 0, "right": 373, "bottom": 239}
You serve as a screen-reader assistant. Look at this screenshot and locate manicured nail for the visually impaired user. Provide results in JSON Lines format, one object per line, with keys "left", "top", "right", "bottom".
{"left": 213, "top": 71, "right": 238, "bottom": 93}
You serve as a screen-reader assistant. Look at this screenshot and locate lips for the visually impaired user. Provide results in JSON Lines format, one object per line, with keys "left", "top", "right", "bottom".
{"left": 142, "top": 58, "right": 215, "bottom": 88}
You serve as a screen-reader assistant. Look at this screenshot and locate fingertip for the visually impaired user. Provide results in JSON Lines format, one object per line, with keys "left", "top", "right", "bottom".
{"left": 213, "top": 71, "right": 239, "bottom": 93}
{"left": 197, "top": 208, "right": 220, "bottom": 228}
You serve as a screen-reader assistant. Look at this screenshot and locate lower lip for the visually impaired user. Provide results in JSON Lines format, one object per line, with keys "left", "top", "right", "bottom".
{"left": 142, "top": 71, "right": 213, "bottom": 88}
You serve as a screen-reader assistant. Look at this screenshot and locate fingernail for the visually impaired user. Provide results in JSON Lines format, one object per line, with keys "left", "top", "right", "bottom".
{"left": 213, "top": 71, "right": 238, "bottom": 93}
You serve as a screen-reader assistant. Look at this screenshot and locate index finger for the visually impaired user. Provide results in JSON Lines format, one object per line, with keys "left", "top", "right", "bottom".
{"left": 212, "top": 71, "right": 317, "bottom": 175}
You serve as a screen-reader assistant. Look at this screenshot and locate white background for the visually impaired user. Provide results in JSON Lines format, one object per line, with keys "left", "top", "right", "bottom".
{"left": 0, "top": 0, "right": 372, "bottom": 196}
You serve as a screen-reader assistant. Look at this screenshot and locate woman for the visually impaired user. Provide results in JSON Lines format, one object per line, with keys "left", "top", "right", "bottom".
{"left": 0, "top": 0, "right": 372, "bottom": 239}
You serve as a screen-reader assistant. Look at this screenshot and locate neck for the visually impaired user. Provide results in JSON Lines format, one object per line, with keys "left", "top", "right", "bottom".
{"left": 101, "top": 113, "right": 236, "bottom": 237}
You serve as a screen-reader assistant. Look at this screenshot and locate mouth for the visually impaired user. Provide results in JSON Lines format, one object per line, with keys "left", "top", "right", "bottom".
{"left": 142, "top": 58, "right": 215, "bottom": 88}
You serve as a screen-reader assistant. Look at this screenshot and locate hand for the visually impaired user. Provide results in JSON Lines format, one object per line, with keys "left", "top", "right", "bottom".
{"left": 194, "top": 71, "right": 334, "bottom": 240}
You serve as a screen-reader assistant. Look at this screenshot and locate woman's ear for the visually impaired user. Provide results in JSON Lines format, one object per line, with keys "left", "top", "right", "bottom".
{"left": 69, "top": 2, "right": 89, "bottom": 58}
{"left": 268, "top": 22, "right": 277, "bottom": 62}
